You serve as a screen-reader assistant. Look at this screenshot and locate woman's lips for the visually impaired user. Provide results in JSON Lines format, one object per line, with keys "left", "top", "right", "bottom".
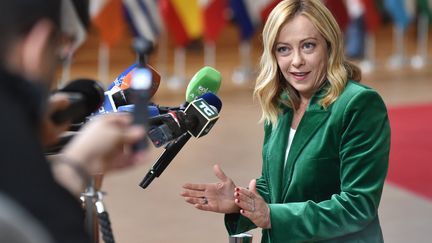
{"left": 290, "top": 71, "right": 310, "bottom": 81}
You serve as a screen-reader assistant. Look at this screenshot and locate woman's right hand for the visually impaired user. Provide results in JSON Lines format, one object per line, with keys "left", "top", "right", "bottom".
{"left": 181, "top": 164, "right": 240, "bottom": 214}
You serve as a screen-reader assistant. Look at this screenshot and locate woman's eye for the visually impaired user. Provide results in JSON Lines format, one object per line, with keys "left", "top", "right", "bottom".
{"left": 303, "top": 42, "right": 316, "bottom": 51}
{"left": 276, "top": 46, "right": 290, "bottom": 54}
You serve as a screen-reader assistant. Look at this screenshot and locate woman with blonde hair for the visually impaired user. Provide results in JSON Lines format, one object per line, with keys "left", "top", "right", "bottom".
{"left": 181, "top": 0, "right": 390, "bottom": 242}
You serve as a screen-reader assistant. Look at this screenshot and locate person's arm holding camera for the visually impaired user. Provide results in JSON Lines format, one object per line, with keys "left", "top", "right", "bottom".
{"left": 50, "top": 114, "right": 145, "bottom": 196}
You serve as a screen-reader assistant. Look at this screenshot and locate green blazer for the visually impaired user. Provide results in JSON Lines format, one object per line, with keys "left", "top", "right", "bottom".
{"left": 225, "top": 81, "right": 390, "bottom": 243}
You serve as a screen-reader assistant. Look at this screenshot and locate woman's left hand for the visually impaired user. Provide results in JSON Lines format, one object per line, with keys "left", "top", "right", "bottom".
{"left": 234, "top": 179, "right": 271, "bottom": 229}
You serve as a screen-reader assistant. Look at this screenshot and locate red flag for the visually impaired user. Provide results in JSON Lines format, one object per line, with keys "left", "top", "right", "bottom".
{"left": 92, "top": 0, "right": 126, "bottom": 47}
{"left": 362, "top": 0, "right": 381, "bottom": 33}
{"left": 260, "top": 0, "right": 281, "bottom": 23}
{"left": 203, "top": 0, "right": 228, "bottom": 43}
{"left": 324, "top": 0, "right": 349, "bottom": 32}
{"left": 159, "top": 0, "right": 190, "bottom": 47}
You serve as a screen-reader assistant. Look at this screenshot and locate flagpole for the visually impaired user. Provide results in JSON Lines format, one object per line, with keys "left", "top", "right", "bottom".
{"left": 240, "top": 41, "right": 251, "bottom": 70}
{"left": 359, "top": 33, "right": 375, "bottom": 74}
{"left": 98, "top": 42, "right": 110, "bottom": 84}
{"left": 204, "top": 41, "right": 216, "bottom": 67}
{"left": 157, "top": 33, "right": 168, "bottom": 79}
{"left": 387, "top": 25, "right": 406, "bottom": 70}
{"left": 411, "top": 13, "right": 428, "bottom": 69}
{"left": 167, "top": 46, "right": 186, "bottom": 90}
{"left": 232, "top": 41, "right": 253, "bottom": 85}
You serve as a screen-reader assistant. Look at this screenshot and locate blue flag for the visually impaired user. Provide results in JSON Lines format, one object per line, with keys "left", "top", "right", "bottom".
{"left": 123, "top": 0, "right": 162, "bottom": 43}
{"left": 229, "top": 0, "right": 258, "bottom": 41}
{"left": 383, "top": 0, "right": 412, "bottom": 30}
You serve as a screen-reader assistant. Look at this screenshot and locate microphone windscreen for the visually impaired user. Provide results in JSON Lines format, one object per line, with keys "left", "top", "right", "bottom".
{"left": 52, "top": 79, "right": 105, "bottom": 123}
{"left": 198, "top": 92, "right": 222, "bottom": 112}
{"left": 60, "top": 78, "right": 104, "bottom": 115}
{"left": 185, "top": 66, "right": 221, "bottom": 102}
{"left": 108, "top": 64, "right": 161, "bottom": 98}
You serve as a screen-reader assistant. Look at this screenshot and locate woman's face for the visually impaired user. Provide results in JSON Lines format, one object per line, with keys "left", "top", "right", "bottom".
{"left": 274, "top": 14, "right": 328, "bottom": 100}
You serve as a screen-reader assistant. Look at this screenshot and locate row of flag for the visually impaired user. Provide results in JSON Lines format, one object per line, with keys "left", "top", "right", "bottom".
{"left": 326, "top": 0, "right": 432, "bottom": 60}
{"left": 329, "top": 0, "right": 432, "bottom": 34}
{"left": 90, "top": 0, "right": 282, "bottom": 48}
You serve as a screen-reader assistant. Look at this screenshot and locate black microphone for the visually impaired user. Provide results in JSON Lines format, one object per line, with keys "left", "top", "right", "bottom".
{"left": 147, "top": 112, "right": 184, "bottom": 147}
{"left": 182, "top": 93, "right": 221, "bottom": 138}
{"left": 147, "top": 92, "right": 222, "bottom": 147}
{"left": 139, "top": 93, "right": 222, "bottom": 189}
{"left": 51, "top": 79, "right": 104, "bottom": 124}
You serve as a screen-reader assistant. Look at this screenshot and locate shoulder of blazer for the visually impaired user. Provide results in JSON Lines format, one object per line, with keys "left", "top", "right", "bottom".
{"left": 330, "top": 80, "right": 377, "bottom": 111}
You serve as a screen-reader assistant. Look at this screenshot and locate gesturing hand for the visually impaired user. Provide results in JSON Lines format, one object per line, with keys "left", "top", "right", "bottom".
{"left": 181, "top": 164, "right": 240, "bottom": 214}
{"left": 234, "top": 179, "right": 271, "bottom": 229}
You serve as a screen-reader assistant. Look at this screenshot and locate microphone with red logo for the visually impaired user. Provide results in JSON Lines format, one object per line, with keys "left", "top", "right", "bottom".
{"left": 96, "top": 63, "right": 161, "bottom": 114}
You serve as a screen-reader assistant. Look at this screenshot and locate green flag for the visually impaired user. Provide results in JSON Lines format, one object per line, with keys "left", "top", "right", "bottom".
{"left": 417, "top": 0, "right": 432, "bottom": 22}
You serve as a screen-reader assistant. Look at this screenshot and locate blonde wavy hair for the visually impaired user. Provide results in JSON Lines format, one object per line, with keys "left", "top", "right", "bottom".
{"left": 254, "top": 0, "right": 361, "bottom": 125}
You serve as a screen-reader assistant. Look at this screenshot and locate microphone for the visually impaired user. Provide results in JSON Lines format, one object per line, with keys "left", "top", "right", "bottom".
{"left": 185, "top": 66, "right": 221, "bottom": 103}
{"left": 147, "top": 112, "right": 184, "bottom": 147}
{"left": 182, "top": 93, "right": 220, "bottom": 137}
{"left": 95, "top": 63, "right": 161, "bottom": 115}
{"left": 108, "top": 63, "right": 161, "bottom": 100}
{"left": 51, "top": 79, "right": 104, "bottom": 124}
{"left": 147, "top": 92, "right": 222, "bottom": 148}
{"left": 139, "top": 93, "right": 222, "bottom": 189}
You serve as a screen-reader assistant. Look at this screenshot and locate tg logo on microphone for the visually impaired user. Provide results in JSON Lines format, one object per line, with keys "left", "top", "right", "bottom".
{"left": 198, "top": 100, "right": 217, "bottom": 117}
{"left": 184, "top": 98, "right": 219, "bottom": 138}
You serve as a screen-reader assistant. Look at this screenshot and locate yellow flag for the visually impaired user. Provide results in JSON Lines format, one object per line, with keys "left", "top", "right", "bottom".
{"left": 171, "top": 0, "right": 203, "bottom": 40}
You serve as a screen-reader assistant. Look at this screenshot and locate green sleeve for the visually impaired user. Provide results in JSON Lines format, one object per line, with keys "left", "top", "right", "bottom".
{"left": 268, "top": 90, "right": 390, "bottom": 242}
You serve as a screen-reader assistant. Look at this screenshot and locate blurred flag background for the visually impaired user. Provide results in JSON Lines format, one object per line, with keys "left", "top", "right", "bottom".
{"left": 63, "top": 1, "right": 432, "bottom": 242}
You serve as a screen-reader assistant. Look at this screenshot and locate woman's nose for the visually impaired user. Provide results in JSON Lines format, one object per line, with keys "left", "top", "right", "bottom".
{"left": 291, "top": 50, "right": 305, "bottom": 68}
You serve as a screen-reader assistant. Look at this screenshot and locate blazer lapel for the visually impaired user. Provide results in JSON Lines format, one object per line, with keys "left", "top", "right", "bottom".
{"left": 266, "top": 109, "right": 292, "bottom": 203}
{"left": 281, "top": 101, "right": 330, "bottom": 201}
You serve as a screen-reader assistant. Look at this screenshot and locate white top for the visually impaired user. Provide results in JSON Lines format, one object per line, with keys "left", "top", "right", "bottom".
{"left": 284, "top": 128, "right": 297, "bottom": 169}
